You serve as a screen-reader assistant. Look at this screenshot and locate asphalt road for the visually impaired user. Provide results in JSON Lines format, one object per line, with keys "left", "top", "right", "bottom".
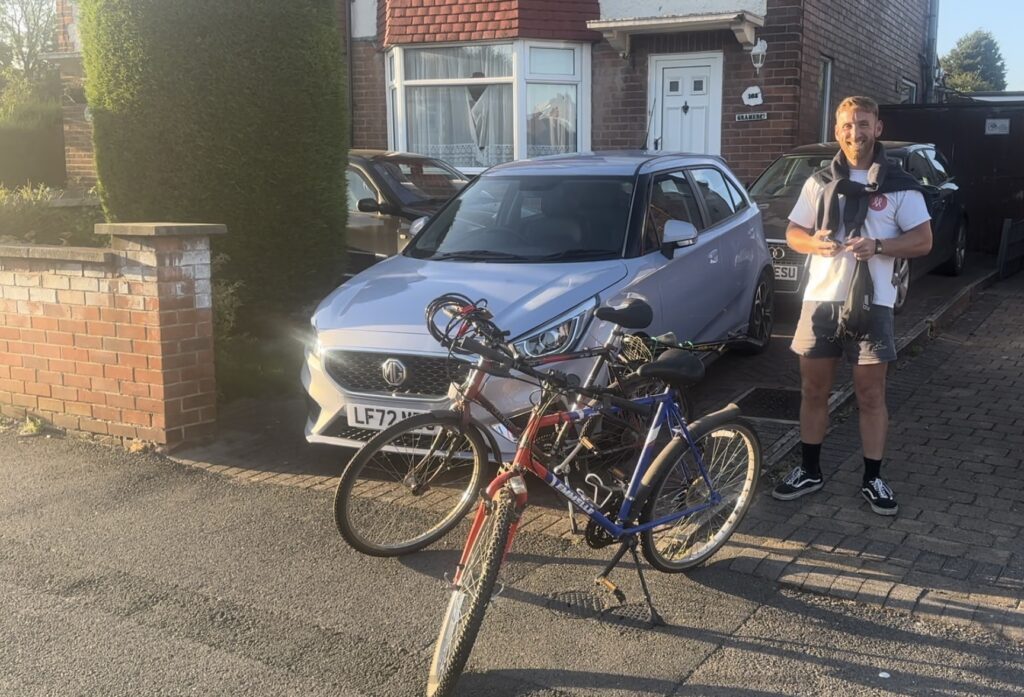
{"left": 2, "top": 426, "right": 1021, "bottom": 696}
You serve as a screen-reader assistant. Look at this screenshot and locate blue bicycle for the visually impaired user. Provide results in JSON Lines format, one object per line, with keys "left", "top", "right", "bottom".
{"left": 425, "top": 311, "right": 762, "bottom": 697}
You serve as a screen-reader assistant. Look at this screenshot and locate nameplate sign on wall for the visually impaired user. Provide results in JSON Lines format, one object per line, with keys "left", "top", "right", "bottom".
{"left": 985, "top": 119, "right": 1010, "bottom": 135}
{"left": 736, "top": 112, "right": 768, "bottom": 122}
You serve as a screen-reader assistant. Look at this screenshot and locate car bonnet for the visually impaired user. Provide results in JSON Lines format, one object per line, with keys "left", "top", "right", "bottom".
{"left": 312, "top": 255, "right": 629, "bottom": 351}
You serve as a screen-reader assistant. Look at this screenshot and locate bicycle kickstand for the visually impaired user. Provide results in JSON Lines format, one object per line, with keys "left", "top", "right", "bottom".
{"left": 593, "top": 542, "right": 629, "bottom": 605}
{"left": 628, "top": 543, "right": 666, "bottom": 628}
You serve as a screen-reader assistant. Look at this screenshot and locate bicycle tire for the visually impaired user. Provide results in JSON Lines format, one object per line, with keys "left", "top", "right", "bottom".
{"left": 575, "top": 374, "right": 691, "bottom": 473}
{"left": 639, "top": 419, "right": 761, "bottom": 572}
{"left": 426, "top": 487, "right": 516, "bottom": 697}
{"left": 334, "top": 412, "right": 487, "bottom": 556}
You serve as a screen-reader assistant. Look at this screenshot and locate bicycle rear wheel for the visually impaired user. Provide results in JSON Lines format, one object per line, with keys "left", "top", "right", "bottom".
{"left": 334, "top": 413, "right": 487, "bottom": 556}
{"left": 427, "top": 487, "right": 516, "bottom": 697}
{"left": 640, "top": 420, "right": 760, "bottom": 572}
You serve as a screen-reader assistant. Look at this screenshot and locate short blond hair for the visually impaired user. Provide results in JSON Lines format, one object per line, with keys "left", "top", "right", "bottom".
{"left": 835, "top": 96, "right": 879, "bottom": 120}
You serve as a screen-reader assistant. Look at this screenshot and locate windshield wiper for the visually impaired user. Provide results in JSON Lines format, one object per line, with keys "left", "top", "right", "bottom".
{"left": 530, "top": 249, "right": 618, "bottom": 261}
{"left": 429, "top": 250, "right": 531, "bottom": 261}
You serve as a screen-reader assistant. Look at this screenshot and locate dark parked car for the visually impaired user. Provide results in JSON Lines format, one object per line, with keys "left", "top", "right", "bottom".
{"left": 749, "top": 141, "right": 968, "bottom": 311}
{"left": 345, "top": 150, "right": 469, "bottom": 273}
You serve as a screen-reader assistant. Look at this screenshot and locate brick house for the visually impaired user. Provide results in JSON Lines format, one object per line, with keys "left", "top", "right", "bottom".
{"left": 52, "top": 0, "right": 939, "bottom": 185}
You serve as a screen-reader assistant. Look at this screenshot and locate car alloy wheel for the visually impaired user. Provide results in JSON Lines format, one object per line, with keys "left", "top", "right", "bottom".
{"left": 735, "top": 270, "right": 774, "bottom": 354}
{"left": 941, "top": 221, "right": 968, "bottom": 276}
{"left": 893, "top": 257, "right": 911, "bottom": 314}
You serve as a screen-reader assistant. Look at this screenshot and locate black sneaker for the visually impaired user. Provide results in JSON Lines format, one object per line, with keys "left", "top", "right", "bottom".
{"left": 861, "top": 477, "right": 899, "bottom": 516}
{"left": 772, "top": 466, "right": 823, "bottom": 501}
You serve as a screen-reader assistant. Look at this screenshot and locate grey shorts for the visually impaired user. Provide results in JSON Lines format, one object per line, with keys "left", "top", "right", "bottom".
{"left": 791, "top": 301, "right": 897, "bottom": 364}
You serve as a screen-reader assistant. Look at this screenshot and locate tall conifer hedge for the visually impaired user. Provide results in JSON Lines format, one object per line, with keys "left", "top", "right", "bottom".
{"left": 78, "top": 0, "right": 348, "bottom": 309}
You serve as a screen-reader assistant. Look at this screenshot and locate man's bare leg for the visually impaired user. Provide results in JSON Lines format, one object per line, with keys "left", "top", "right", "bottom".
{"left": 799, "top": 356, "right": 841, "bottom": 443}
{"left": 852, "top": 362, "right": 888, "bottom": 460}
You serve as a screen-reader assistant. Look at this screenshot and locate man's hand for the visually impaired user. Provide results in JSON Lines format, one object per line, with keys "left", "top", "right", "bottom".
{"left": 810, "top": 229, "right": 841, "bottom": 257}
{"left": 845, "top": 236, "right": 877, "bottom": 261}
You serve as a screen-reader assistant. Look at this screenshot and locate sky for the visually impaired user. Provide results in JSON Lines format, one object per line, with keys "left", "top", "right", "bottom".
{"left": 937, "top": 0, "right": 1024, "bottom": 91}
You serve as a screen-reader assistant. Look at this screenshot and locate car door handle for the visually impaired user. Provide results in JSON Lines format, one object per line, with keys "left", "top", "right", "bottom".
{"left": 708, "top": 249, "right": 719, "bottom": 264}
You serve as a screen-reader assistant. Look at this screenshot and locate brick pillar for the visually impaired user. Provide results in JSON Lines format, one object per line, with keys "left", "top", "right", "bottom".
{"left": 98, "top": 223, "right": 226, "bottom": 449}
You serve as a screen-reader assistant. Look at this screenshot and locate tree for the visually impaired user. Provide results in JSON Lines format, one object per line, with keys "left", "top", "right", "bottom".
{"left": 78, "top": 0, "right": 348, "bottom": 311}
{"left": 0, "top": 0, "right": 55, "bottom": 80}
{"left": 941, "top": 30, "right": 1007, "bottom": 93}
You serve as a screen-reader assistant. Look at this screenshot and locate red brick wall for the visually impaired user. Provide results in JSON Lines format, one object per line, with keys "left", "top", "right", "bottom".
{"left": 591, "top": 0, "right": 930, "bottom": 182}
{"left": 798, "top": 0, "right": 930, "bottom": 145}
{"left": 351, "top": 39, "right": 388, "bottom": 149}
{"left": 381, "top": 0, "right": 600, "bottom": 45}
{"left": 56, "top": 0, "right": 76, "bottom": 52}
{"left": 0, "top": 225, "right": 224, "bottom": 449}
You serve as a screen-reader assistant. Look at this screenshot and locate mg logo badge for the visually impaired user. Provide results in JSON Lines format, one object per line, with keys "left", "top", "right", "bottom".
{"left": 381, "top": 358, "right": 407, "bottom": 388}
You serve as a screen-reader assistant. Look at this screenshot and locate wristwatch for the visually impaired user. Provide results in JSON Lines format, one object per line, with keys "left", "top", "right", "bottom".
{"left": 874, "top": 238, "right": 884, "bottom": 256}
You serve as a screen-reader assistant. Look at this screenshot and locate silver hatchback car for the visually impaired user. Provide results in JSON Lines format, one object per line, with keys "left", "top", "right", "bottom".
{"left": 304, "top": 151, "right": 774, "bottom": 459}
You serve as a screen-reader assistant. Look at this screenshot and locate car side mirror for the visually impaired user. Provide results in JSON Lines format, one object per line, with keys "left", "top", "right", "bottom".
{"left": 357, "top": 198, "right": 380, "bottom": 213}
{"left": 409, "top": 216, "right": 429, "bottom": 236}
{"left": 661, "top": 220, "right": 698, "bottom": 258}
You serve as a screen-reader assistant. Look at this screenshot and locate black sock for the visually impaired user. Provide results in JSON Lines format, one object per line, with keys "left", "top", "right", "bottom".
{"left": 801, "top": 442, "right": 822, "bottom": 478}
{"left": 863, "top": 457, "right": 882, "bottom": 484}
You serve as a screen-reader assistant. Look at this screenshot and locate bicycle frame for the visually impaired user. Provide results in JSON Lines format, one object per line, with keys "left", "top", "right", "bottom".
{"left": 453, "top": 388, "right": 723, "bottom": 584}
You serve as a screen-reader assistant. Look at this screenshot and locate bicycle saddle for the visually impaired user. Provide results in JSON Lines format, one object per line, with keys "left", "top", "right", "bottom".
{"left": 595, "top": 299, "right": 652, "bottom": 329}
{"left": 636, "top": 348, "right": 705, "bottom": 386}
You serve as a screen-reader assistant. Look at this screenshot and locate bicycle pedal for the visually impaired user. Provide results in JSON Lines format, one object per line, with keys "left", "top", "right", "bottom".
{"left": 594, "top": 577, "right": 626, "bottom": 604}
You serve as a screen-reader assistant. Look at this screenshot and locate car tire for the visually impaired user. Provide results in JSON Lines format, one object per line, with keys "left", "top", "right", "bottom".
{"left": 733, "top": 268, "right": 774, "bottom": 355}
{"left": 893, "top": 257, "right": 911, "bottom": 315}
{"left": 939, "top": 219, "right": 968, "bottom": 276}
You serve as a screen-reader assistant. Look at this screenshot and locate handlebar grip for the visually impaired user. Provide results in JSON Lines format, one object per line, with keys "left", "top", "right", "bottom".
{"left": 459, "top": 337, "right": 513, "bottom": 365}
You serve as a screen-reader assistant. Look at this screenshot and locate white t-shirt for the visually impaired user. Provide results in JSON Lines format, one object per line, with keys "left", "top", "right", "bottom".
{"left": 789, "top": 169, "right": 930, "bottom": 307}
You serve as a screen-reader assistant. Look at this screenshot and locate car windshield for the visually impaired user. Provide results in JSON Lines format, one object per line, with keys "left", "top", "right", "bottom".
{"left": 368, "top": 156, "right": 469, "bottom": 206}
{"left": 749, "top": 155, "right": 832, "bottom": 200}
{"left": 406, "top": 175, "right": 634, "bottom": 263}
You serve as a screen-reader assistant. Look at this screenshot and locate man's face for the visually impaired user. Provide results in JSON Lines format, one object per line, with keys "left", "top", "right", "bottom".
{"left": 834, "top": 108, "right": 882, "bottom": 164}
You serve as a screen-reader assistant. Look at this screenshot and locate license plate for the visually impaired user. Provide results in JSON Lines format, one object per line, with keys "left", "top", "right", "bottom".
{"left": 346, "top": 403, "right": 429, "bottom": 431}
{"left": 773, "top": 264, "right": 799, "bottom": 281}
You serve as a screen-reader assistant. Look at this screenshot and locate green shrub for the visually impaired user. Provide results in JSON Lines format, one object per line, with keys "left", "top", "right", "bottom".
{"left": 0, "top": 69, "right": 65, "bottom": 187}
{"left": 0, "top": 184, "right": 104, "bottom": 246}
{"left": 78, "top": 0, "right": 348, "bottom": 313}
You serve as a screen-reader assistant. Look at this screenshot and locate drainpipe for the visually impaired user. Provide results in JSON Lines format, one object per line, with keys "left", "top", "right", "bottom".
{"left": 346, "top": 0, "right": 356, "bottom": 146}
{"left": 924, "top": 0, "right": 940, "bottom": 103}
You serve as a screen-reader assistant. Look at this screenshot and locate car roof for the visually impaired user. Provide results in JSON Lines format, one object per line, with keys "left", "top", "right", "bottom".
{"left": 784, "top": 141, "right": 930, "bottom": 157}
{"left": 349, "top": 149, "right": 439, "bottom": 163}
{"left": 482, "top": 151, "right": 731, "bottom": 177}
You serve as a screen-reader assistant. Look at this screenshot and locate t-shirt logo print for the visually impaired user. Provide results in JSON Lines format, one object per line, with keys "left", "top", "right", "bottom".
{"left": 868, "top": 194, "right": 888, "bottom": 211}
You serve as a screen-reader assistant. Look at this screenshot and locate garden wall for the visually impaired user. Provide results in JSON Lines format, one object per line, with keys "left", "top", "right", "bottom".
{"left": 0, "top": 223, "right": 224, "bottom": 449}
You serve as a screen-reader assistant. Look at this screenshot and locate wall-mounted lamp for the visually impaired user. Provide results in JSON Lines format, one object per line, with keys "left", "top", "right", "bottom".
{"left": 750, "top": 38, "right": 768, "bottom": 75}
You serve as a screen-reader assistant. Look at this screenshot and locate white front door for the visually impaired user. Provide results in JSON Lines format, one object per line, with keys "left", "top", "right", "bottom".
{"left": 648, "top": 53, "right": 723, "bottom": 155}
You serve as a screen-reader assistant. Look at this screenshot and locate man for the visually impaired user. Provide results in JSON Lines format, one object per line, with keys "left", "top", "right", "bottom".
{"left": 772, "top": 96, "right": 932, "bottom": 515}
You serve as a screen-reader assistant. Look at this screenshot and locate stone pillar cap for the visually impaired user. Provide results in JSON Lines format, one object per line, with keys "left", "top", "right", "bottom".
{"left": 96, "top": 223, "right": 227, "bottom": 237}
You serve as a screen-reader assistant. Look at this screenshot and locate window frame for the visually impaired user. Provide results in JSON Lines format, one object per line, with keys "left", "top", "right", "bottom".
{"left": 640, "top": 169, "right": 707, "bottom": 254}
{"left": 386, "top": 40, "right": 591, "bottom": 173}
{"left": 818, "top": 56, "right": 833, "bottom": 142}
{"left": 686, "top": 166, "right": 748, "bottom": 228}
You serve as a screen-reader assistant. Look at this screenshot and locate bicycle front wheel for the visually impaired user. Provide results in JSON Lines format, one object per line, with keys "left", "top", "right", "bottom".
{"left": 334, "top": 413, "right": 487, "bottom": 556}
{"left": 427, "top": 487, "right": 516, "bottom": 697}
{"left": 640, "top": 420, "right": 761, "bottom": 572}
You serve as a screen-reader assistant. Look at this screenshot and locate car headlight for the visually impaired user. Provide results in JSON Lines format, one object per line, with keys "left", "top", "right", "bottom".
{"left": 512, "top": 298, "right": 597, "bottom": 358}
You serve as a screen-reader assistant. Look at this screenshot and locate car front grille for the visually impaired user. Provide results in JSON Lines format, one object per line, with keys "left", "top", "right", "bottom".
{"left": 322, "top": 351, "right": 471, "bottom": 397}
{"left": 767, "top": 243, "right": 806, "bottom": 294}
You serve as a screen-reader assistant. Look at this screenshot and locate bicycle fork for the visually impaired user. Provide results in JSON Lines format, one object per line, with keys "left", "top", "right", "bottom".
{"left": 593, "top": 538, "right": 666, "bottom": 627}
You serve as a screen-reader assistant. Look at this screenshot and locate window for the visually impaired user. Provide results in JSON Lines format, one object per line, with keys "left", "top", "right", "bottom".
{"left": 818, "top": 57, "right": 833, "bottom": 142}
{"left": 690, "top": 168, "right": 739, "bottom": 225}
{"left": 367, "top": 156, "right": 468, "bottom": 206}
{"left": 905, "top": 152, "right": 936, "bottom": 186}
{"left": 407, "top": 176, "right": 633, "bottom": 261}
{"left": 346, "top": 169, "right": 377, "bottom": 211}
{"left": 387, "top": 41, "right": 590, "bottom": 170}
{"left": 643, "top": 172, "right": 703, "bottom": 252}
{"left": 900, "top": 79, "right": 918, "bottom": 104}
{"left": 923, "top": 148, "right": 949, "bottom": 184}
